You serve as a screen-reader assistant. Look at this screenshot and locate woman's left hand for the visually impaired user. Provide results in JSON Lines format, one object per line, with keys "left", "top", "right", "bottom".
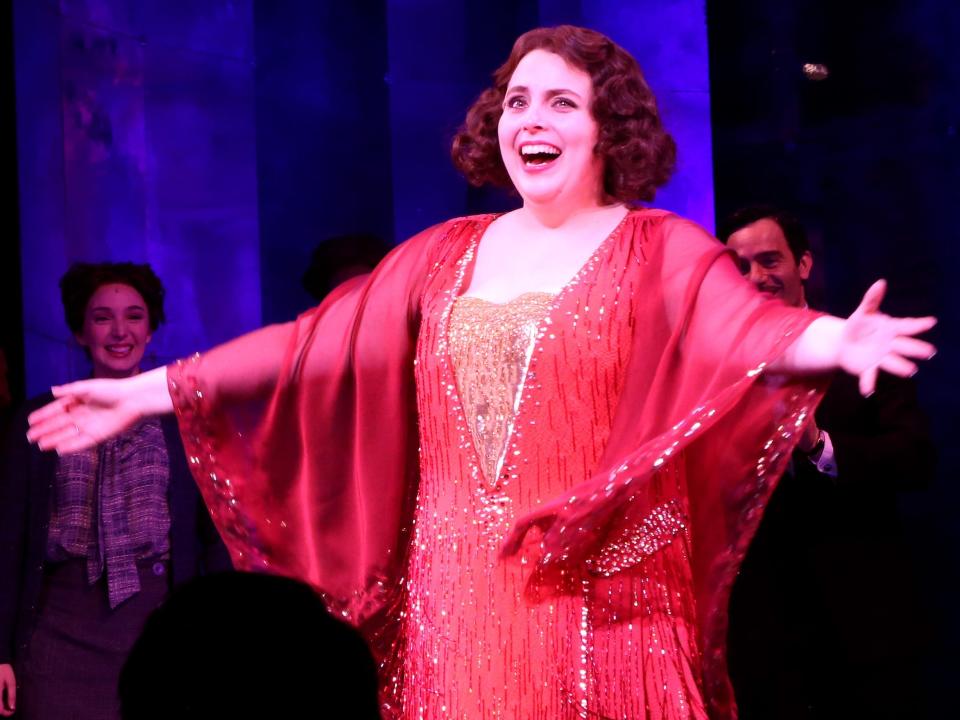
{"left": 837, "top": 280, "right": 936, "bottom": 396}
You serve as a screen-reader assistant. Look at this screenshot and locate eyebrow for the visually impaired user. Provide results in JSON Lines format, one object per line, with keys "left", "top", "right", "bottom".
{"left": 505, "top": 85, "right": 585, "bottom": 99}
{"left": 90, "top": 305, "right": 147, "bottom": 313}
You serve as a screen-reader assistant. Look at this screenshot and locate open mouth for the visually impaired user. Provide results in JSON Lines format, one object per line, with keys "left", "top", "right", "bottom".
{"left": 520, "top": 143, "right": 562, "bottom": 167}
{"left": 105, "top": 344, "right": 134, "bottom": 358}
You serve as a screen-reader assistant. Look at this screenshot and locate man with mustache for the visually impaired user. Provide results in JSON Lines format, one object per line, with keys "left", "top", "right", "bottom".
{"left": 720, "top": 206, "right": 936, "bottom": 719}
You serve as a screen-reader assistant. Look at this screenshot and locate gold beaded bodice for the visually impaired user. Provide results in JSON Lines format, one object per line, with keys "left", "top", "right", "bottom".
{"left": 447, "top": 292, "right": 555, "bottom": 486}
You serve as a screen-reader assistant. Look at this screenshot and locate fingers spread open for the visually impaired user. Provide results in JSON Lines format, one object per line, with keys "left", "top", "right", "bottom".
{"left": 879, "top": 354, "right": 918, "bottom": 378}
{"left": 26, "top": 396, "right": 74, "bottom": 427}
{"left": 35, "top": 423, "right": 88, "bottom": 453}
{"left": 891, "top": 336, "right": 936, "bottom": 359}
{"left": 894, "top": 316, "right": 937, "bottom": 337}
{"left": 859, "top": 366, "right": 878, "bottom": 397}
{"left": 26, "top": 408, "right": 79, "bottom": 444}
{"left": 857, "top": 279, "right": 887, "bottom": 315}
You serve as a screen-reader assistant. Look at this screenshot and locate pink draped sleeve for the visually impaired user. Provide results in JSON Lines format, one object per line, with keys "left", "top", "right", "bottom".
{"left": 167, "top": 219, "right": 473, "bottom": 641}
{"left": 508, "top": 213, "right": 828, "bottom": 719}
{"left": 168, "top": 208, "right": 827, "bottom": 718}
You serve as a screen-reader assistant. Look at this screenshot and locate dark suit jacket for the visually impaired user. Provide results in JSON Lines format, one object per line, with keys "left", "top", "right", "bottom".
{"left": 0, "top": 393, "right": 232, "bottom": 668}
{"left": 727, "top": 372, "right": 935, "bottom": 719}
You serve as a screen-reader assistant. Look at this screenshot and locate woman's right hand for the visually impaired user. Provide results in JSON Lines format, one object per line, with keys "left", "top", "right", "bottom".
{"left": 0, "top": 663, "right": 15, "bottom": 716}
{"left": 26, "top": 366, "right": 173, "bottom": 454}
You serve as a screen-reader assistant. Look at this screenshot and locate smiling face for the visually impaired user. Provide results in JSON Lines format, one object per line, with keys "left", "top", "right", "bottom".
{"left": 497, "top": 49, "right": 604, "bottom": 210}
{"left": 726, "top": 218, "right": 812, "bottom": 307}
{"left": 76, "top": 283, "right": 153, "bottom": 378}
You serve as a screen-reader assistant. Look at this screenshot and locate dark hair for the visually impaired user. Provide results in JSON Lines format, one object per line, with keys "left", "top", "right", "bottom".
{"left": 302, "top": 233, "right": 392, "bottom": 302}
{"left": 119, "top": 572, "right": 381, "bottom": 720}
{"left": 59, "top": 262, "right": 166, "bottom": 334}
{"left": 451, "top": 25, "right": 676, "bottom": 204}
{"left": 718, "top": 205, "right": 810, "bottom": 264}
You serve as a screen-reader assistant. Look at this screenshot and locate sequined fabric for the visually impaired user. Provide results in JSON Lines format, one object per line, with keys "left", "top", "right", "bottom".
{"left": 448, "top": 293, "right": 554, "bottom": 486}
{"left": 399, "top": 220, "right": 708, "bottom": 719}
{"left": 168, "top": 210, "right": 827, "bottom": 720}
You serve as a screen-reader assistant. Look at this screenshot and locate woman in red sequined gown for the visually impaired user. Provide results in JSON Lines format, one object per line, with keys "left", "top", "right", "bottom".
{"left": 27, "top": 26, "right": 936, "bottom": 720}
{"left": 403, "top": 210, "right": 712, "bottom": 719}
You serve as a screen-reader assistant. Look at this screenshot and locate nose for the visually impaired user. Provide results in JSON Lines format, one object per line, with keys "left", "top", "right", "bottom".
{"left": 746, "top": 262, "right": 768, "bottom": 287}
{"left": 522, "top": 102, "right": 545, "bottom": 132}
{"left": 110, "top": 318, "right": 128, "bottom": 338}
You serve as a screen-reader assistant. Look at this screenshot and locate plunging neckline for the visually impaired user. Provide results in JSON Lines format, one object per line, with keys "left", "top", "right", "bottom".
{"left": 457, "top": 208, "right": 632, "bottom": 305}
{"left": 447, "top": 293, "right": 556, "bottom": 486}
{"left": 443, "top": 210, "right": 635, "bottom": 488}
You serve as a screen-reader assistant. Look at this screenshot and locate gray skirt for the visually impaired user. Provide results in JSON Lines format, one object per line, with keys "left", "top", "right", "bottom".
{"left": 19, "top": 558, "right": 169, "bottom": 720}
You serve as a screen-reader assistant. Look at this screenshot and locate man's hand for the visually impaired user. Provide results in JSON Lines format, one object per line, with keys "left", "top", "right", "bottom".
{"left": 0, "top": 663, "right": 16, "bottom": 717}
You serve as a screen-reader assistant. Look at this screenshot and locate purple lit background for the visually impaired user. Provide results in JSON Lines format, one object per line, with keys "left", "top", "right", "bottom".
{"left": 15, "top": 0, "right": 260, "bottom": 389}
{"left": 13, "top": 0, "right": 714, "bottom": 379}
{"left": 7, "top": 0, "right": 959, "bottom": 708}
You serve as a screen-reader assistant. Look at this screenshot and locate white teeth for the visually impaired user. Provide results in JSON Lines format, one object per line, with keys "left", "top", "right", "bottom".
{"left": 520, "top": 144, "right": 561, "bottom": 156}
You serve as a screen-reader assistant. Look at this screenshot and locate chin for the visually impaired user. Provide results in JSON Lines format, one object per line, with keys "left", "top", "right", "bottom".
{"left": 512, "top": 179, "right": 567, "bottom": 206}
{"left": 521, "top": 190, "right": 563, "bottom": 206}
{"left": 93, "top": 358, "right": 144, "bottom": 378}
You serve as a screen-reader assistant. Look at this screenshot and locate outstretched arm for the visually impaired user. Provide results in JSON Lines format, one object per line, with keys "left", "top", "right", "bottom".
{"left": 659, "top": 219, "right": 936, "bottom": 395}
{"left": 502, "top": 220, "right": 936, "bottom": 569}
{"left": 26, "top": 322, "right": 295, "bottom": 454}
{"left": 770, "top": 279, "right": 936, "bottom": 396}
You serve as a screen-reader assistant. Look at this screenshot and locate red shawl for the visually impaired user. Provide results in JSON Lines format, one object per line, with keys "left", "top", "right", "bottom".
{"left": 169, "top": 210, "right": 825, "bottom": 718}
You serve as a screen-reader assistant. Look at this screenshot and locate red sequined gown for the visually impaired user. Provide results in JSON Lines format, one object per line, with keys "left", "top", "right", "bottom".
{"left": 400, "top": 215, "right": 704, "bottom": 718}
{"left": 169, "top": 210, "right": 823, "bottom": 720}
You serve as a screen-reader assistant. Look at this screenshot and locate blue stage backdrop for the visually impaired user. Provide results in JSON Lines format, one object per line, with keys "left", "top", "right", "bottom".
{"left": 14, "top": 0, "right": 714, "bottom": 387}
{"left": 14, "top": 0, "right": 260, "bottom": 394}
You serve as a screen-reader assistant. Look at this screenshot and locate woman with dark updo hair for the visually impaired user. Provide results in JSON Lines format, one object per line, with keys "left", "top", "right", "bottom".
{"left": 0, "top": 262, "right": 229, "bottom": 720}
{"left": 27, "top": 27, "right": 935, "bottom": 719}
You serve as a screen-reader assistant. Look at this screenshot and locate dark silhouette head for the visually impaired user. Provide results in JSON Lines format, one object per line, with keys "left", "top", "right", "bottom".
{"left": 302, "top": 234, "right": 392, "bottom": 302}
{"left": 119, "top": 572, "right": 382, "bottom": 719}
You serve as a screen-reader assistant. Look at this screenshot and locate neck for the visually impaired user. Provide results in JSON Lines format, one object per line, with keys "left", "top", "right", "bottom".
{"left": 520, "top": 197, "right": 620, "bottom": 230}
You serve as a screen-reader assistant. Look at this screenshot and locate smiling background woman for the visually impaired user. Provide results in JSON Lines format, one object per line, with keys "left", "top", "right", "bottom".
{"left": 0, "top": 263, "right": 229, "bottom": 720}
{"left": 25, "top": 27, "right": 935, "bottom": 720}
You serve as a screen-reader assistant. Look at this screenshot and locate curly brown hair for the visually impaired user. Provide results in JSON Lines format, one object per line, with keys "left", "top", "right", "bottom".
{"left": 60, "top": 262, "right": 167, "bottom": 334}
{"left": 452, "top": 25, "right": 676, "bottom": 204}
